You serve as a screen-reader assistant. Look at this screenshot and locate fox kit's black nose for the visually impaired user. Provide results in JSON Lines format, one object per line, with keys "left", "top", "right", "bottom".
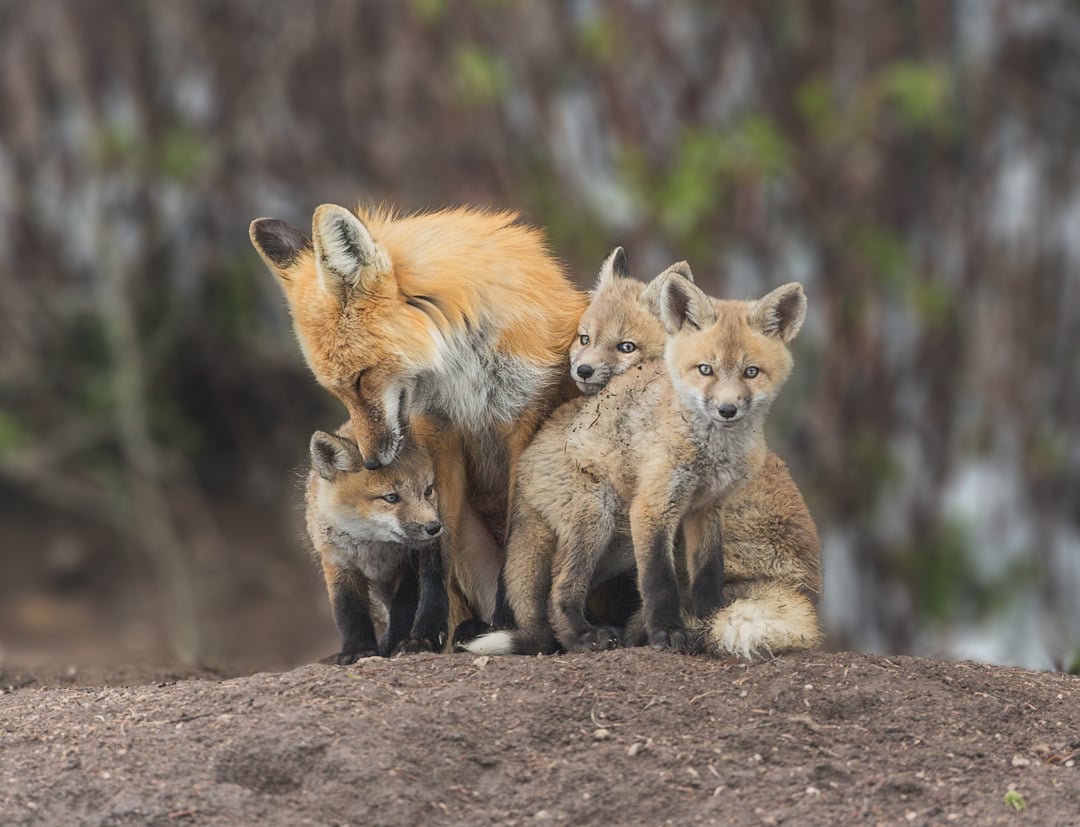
{"left": 363, "top": 459, "right": 381, "bottom": 470}
{"left": 424, "top": 521, "right": 443, "bottom": 537}
{"left": 718, "top": 403, "right": 738, "bottom": 419}
{"left": 577, "top": 364, "right": 594, "bottom": 379}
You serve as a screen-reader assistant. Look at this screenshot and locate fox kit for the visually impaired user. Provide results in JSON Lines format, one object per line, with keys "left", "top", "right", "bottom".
{"left": 569, "top": 247, "right": 686, "bottom": 395}
{"left": 567, "top": 249, "right": 822, "bottom": 657}
{"left": 252, "top": 205, "right": 587, "bottom": 631}
{"left": 305, "top": 422, "right": 448, "bottom": 663}
{"left": 470, "top": 265, "right": 812, "bottom": 656}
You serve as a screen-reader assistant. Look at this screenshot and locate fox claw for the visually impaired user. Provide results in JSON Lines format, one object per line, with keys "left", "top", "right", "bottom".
{"left": 648, "top": 629, "right": 688, "bottom": 653}
{"left": 569, "top": 626, "right": 620, "bottom": 652}
{"left": 393, "top": 637, "right": 439, "bottom": 656}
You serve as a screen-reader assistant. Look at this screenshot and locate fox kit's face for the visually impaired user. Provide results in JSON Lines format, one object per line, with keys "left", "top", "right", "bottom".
{"left": 310, "top": 430, "right": 443, "bottom": 546}
{"left": 570, "top": 248, "right": 678, "bottom": 395}
{"left": 251, "top": 207, "right": 432, "bottom": 469}
{"left": 660, "top": 275, "right": 806, "bottom": 427}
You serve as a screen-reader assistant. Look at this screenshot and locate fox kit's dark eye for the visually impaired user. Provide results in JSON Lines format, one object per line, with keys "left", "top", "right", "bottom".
{"left": 579, "top": 334, "right": 590, "bottom": 346}
{"left": 616, "top": 341, "right": 636, "bottom": 354}
{"left": 381, "top": 492, "right": 400, "bottom": 504}
{"left": 743, "top": 366, "right": 760, "bottom": 379}
{"left": 354, "top": 369, "right": 368, "bottom": 396}
{"left": 424, "top": 484, "right": 434, "bottom": 498}
{"left": 698, "top": 364, "right": 713, "bottom": 376}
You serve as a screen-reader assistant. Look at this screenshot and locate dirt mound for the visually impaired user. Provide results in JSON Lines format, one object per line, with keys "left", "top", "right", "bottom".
{"left": 2, "top": 650, "right": 1077, "bottom": 825}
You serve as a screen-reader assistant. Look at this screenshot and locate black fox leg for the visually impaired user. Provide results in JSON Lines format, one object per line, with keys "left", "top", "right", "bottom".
{"left": 688, "top": 507, "right": 726, "bottom": 618}
{"left": 550, "top": 535, "right": 618, "bottom": 652}
{"left": 492, "top": 565, "right": 515, "bottom": 630}
{"left": 403, "top": 546, "right": 449, "bottom": 653}
{"left": 382, "top": 572, "right": 419, "bottom": 657}
{"left": 637, "top": 527, "right": 687, "bottom": 652}
{"left": 332, "top": 576, "right": 379, "bottom": 664}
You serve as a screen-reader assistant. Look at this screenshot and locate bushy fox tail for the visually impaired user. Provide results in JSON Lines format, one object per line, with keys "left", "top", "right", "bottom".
{"left": 460, "top": 628, "right": 560, "bottom": 656}
{"left": 692, "top": 582, "right": 823, "bottom": 660}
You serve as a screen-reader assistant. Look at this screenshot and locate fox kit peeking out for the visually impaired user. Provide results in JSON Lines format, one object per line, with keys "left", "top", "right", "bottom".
{"left": 305, "top": 422, "right": 448, "bottom": 663}
{"left": 469, "top": 260, "right": 819, "bottom": 658}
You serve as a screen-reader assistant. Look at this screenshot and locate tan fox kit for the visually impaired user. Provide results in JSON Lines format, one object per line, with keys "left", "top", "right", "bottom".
{"left": 306, "top": 423, "right": 448, "bottom": 663}
{"left": 471, "top": 266, "right": 810, "bottom": 655}
{"left": 569, "top": 249, "right": 822, "bottom": 657}
{"left": 569, "top": 247, "right": 687, "bottom": 395}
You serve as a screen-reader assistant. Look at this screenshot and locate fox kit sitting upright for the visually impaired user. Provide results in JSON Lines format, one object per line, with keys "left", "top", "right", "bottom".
{"left": 305, "top": 422, "right": 448, "bottom": 664}
{"left": 570, "top": 249, "right": 823, "bottom": 658}
{"left": 470, "top": 258, "right": 819, "bottom": 657}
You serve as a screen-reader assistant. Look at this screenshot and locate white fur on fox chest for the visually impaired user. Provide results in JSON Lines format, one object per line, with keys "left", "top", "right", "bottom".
{"left": 684, "top": 421, "right": 762, "bottom": 510}
{"left": 413, "top": 325, "right": 553, "bottom": 431}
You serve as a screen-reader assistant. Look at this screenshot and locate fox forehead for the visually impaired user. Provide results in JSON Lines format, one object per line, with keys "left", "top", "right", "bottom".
{"left": 284, "top": 256, "right": 435, "bottom": 385}
{"left": 328, "top": 453, "right": 435, "bottom": 500}
{"left": 675, "top": 302, "right": 791, "bottom": 372}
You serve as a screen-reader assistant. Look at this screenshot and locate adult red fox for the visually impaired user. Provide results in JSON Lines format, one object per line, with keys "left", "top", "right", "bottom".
{"left": 251, "top": 205, "right": 587, "bottom": 630}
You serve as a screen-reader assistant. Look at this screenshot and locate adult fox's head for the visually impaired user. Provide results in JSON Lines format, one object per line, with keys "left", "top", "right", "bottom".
{"left": 309, "top": 428, "right": 442, "bottom": 547}
{"left": 570, "top": 249, "right": 694, "bottom": 395}
{"left": 659, "top": 272, "right": 806, "bottom": 426}
{"left": 251, "top": 206, "right": 432, "bottom": 468}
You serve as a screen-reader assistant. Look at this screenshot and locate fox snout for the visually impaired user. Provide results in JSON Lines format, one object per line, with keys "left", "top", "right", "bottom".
{"left": 571, "top": 357, "right": 611, "bottom": 394}
{"left": 405, "top": 518, "right": 443, "bottom": 544}
{"left": 344, "top": 396, "right": 408, "bottom": 469}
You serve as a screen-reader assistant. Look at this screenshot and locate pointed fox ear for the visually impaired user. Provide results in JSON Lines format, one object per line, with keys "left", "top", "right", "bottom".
{"left": 249, "top": 218, "right": 312, "bottom": 278}
{"left": 311, "top": 204, "right": 392, "bottom": 299}
{"left": 751, "top": 282, "right": 806, "bottom": 342}
{"left": 310, "top": 430, "right": 362, "bottom": 480}
{"left": 642, "top": 260, "right": 695, "bottom": 316}
{"left": 595, "top": 246, "right": 630, "bottom": 289}
{"left": 659, "top": 269, "right": 716, "bottom": 334}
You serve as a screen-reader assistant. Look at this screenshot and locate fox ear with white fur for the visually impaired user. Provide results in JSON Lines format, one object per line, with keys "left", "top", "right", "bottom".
{"left": 311, "top": 204, "right": 393, "bottom": 299}
{"left": 751, "top": 282, "right": 806, "bottom": 342}
{"left": 594, "top": 246, "right": 630, "bottom": 289}
{"left": 659, "top": 269, "right": 717, "bottom": 334}
{"left": 642, "top": 260, "right": 694, "bottom": 317}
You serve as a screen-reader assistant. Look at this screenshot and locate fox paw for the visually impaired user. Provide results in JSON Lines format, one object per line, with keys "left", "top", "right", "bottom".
{"left": 329, "top": 648, "right": 380, "bottom": 665}
{"left": 393, "top": 633, "right": 446, "bottom": 656}
{"left": 648, "top": 628, "right": 688, "bottom": 653}
{"left": 568, "top": 626, "right": 620, "bottom": 652}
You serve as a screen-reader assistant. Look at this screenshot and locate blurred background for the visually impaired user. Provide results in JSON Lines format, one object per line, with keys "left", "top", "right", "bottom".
{"left": 1, "top": 0, "right": 1077, "bottom": 674}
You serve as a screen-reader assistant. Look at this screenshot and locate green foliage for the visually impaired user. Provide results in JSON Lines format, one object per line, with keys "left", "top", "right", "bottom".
{"left": 520, "top": 158, "right": 607, "bottom": 273}
{"left": 1003, "top": 790, "right": 1026, "bottom": 812}
{"left": 453, "top": 44, "right": 508, "bottom": 108}
{"left": 1066, "top": 649, "right": 1080, "bottom": 676}
{"left": 847, "top": 425, "right": 903, "bottom": 512}
{"left": 158, "top": 127, "right": 210, "bottom": 183}
{"left": 899, "top": 520, "right": 1038, "bottom": 625}
{"left": 850, "top": 224, "right": 954, "bottom": 328}
{"left": 795, "top": 75, "right": 835, "bottom": 141}
{"left": 881, "top": 61, "right": 952, "bottom": 132}
{"left": 409, "top": 0, "right": 446, "bottom": 25}
{"left": 577, "top": 12, "right": 620, "bottom": 64}
{"left": 93, "top": 122, "right": 209, "bottom": 182}
{"left": 620, "top": 116, "right": 791, "bottom": 255}
{"left": 0, "top": 411, "right": 28, "bottom": 456}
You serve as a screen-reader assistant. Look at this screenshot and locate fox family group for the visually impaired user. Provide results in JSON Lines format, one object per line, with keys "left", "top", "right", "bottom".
{"left": 250, "top": 204, "right": 822, "bottom": 665}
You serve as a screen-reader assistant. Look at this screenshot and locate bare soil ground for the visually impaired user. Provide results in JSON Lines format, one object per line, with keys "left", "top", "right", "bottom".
{"left": 2, "top": 649, "right": 1078, "bottom": 826}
